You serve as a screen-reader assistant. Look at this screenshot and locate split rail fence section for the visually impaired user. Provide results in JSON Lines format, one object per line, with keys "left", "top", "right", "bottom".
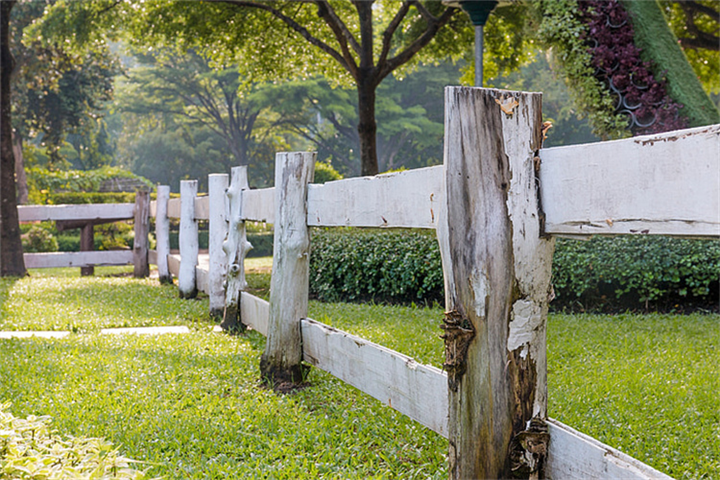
{"left": 156, "top": 88, "right": 719, "bottom": 479}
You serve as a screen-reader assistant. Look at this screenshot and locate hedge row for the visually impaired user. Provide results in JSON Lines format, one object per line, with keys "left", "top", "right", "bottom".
{"left": 308, "top": 229, "right": 719, "bottom": 311}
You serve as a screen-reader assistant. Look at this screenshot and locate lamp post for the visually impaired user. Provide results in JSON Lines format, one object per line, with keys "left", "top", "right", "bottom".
{"left": 444, "top": 1, "right": 499, "bottom": 86}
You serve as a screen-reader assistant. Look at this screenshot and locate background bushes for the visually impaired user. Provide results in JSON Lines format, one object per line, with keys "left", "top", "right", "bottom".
{"left": 308, "top": 229, "right": 719, "bottom": 311}
{"left": 309, "top": 229, "right": 444, "bottom": 305}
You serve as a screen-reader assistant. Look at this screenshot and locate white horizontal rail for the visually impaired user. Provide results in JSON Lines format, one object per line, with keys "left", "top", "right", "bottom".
{"left": 242, "top": 187, "right": 275, "bottom": 223}
{"left": 241, "top": 292, "right": 269, "bottom": 335}
{"left": 18, "top": 203, "right": 134, "bottom": 222}
{"left": 540, "top": 124, "right": 720, "bottom": 238}
{"left": 24, "top": 250, "right": 133, "bottom": 269}
{"left": 301, "top": 318, "right": 448, "bottom": 436}
{"left": 167, "top": 198, "right": 181, "bottom": 219}
{"left": 546, "top": 419, "right": 673, "bottom": 480}
{"left": 307, "top": 166, "right": 443, "bottom": 228}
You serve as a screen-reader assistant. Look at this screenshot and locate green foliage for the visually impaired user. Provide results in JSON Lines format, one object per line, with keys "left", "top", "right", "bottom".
{"left": 246, "top": 232, "right": 273, "bottom": 259}
{"left": 49, "top": 191, "right": 136, "bottom": 204}
{"left": 26, "top": 166, "right": 152, "bottom": 204}
{"left": 313, "top": 161, "right": 343, "bottom": 184}
{"left": 530, "top": 0, "right": 630, "bottom": 139}
{"left": 21, "top": 226, "right": 59, "bottom": 253}
{"left": 552, "top": 236, "right": 720, "bottom": 309}
{"left": 0, "top": 404, "right": 147, "bottom": 479}
{"left": 309, "top": 229, "right": 443, "bottom": 304}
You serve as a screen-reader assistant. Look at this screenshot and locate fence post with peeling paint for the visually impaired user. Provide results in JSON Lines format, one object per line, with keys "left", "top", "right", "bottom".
{"left": 440, "top": 87, "right": 555, "bottom": 479}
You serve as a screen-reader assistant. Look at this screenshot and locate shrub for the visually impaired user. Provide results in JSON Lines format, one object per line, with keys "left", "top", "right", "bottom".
{"left": 0, "top": 404, "right": 147, "bottom": 479}
{"left": 49, "top": 192, "right": 137, "bottom": 204}
{"left": 309, "top": 229, "right": 443, "bottom": 304}
{"left": 248, "top": 232, "right": 274, "bottom": 258}
{"left": 21, "top": 226, "right": 59, "bottom": 253}
{"left": 314, "top": 161, "right": 343, "bottom": 184}
{"left": 308, "top": 229, "right": 719, "bottom": 310}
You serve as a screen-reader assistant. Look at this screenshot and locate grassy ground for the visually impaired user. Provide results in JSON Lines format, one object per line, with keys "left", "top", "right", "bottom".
{"left": 1, "top": 260, "right": 718, "bottom": 479}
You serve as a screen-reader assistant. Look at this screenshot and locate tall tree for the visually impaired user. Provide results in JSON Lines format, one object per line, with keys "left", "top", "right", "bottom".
{"left": 34, "top": 0, "right": 482, "bottom": 176}
{"left": 1, "top": 0, "right": 26, "bottom": 277}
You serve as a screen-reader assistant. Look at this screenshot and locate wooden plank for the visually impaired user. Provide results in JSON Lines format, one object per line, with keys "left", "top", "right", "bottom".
{"left": 18, "top": 203, "right": 134, "bottom": 222}
{"left": 222, "top": 167, "right": 252, "bottom": 331}
{"left": 24, "top": 251, "right": 133, "bottom": 269}
{"left": 196, "top": 264, "right": 209, "bottom": 295}
{"left": 301, "top": 318, "right": 448, "bottom": 437}
{"left": 133, "top": 189, "right": 150, "bottom": 278}
{"left": 149, "top": 200, "right": 157, "bottom": 218}
{"left": 240, "top": 292, "right": 269, "bottom": 336}
{"left": 546, "top": 419, "right": 673, "bottom": 480}
{"left": 208, "top": 173, "right": 229, "bottom": 317}
{"left": 155, "top": 186, "right": 172, "bottom": 284}
{"left": 167, "top": 198, "right": 181, "bottom": 219}
{"left": 148, "top": 249, "right": 157, "bottom": 265}
{"left": 442, "top": 87, "right": 550, "bottom": 479}
{"left": 195, "top": 195, "right": 209, "bottom": 220}
{"left": 242, "top": 187, "right": 275, "bottom": 223}
{"left": 178, "top": 180, "right": 199, "bottom": 299}
{"left": 306, "top": 166, "right": 444, "bottom": 228}
{"left": 260, "top": 152, "right": 315, "bottom": 386}
{"left": 168, "top": 254, "right": 181, "bottom": 278}
{"left": 540, "top": 124, "right": 720, "bottom": 238}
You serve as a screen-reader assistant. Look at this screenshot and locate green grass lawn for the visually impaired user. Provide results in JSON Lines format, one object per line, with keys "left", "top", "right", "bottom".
{"left": 0, "top": 264, "right": 718, "bottom": 479}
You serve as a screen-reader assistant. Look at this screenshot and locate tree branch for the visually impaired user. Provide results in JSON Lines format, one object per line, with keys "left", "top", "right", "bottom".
{"left": 377, "top": 5, "right": 457, "bottom": 84}
{"left": 351, "top": 0, "right": 375, "bottom": 68}
{"left": 378, "top": 2, "right": 412, "bottom": 68}
{"left": 204, "top": 0, "right": 351, "bottom": 73}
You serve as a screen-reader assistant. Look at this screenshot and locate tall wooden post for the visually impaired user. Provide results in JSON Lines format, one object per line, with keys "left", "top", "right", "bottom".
{"left": 178, "top": 180, "right": 199, "bottom": 299}
{"left": 79, "top": 223, "right": 94, "bottom": 276}
{"left": 441, "top": 87, "right": 554, "bottom": 479}
{"left": 155, "top": 185, "right": 172, "bottom": 284}
{"left": 133, "top": 188, "right": 150, "bottom": 278}
{"left": 260, "top": 152, "right": 315, "bottom": 386}
{"left": 221, "top": 166, "right": 252, "bottom": 332}
{"left": 208, "top": 173, "right": 229, "bottom": 318}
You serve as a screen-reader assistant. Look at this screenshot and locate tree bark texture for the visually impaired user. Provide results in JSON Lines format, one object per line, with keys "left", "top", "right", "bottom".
{"left": 0, "top": 0, "right": 26, "bottom": 277}
{"left": 133, "top": 188, "right": 150, "bottom": 278}
{"left": 260, "top": 152, "right": 315, "bottom": 386}
{"left": 221, "top": 166, "right": 252, "bottom": 332}
{"left": 441, "top": 87, "right": 554, "bottom": 479}
{"left": 12, "top": 132, "right": 27, "bottom": 205}
{"left": 357, "top": 76, "right": 378, "bottom": 177}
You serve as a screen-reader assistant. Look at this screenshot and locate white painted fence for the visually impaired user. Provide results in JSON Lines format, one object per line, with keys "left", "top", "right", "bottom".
{"left": 150, "top": 91, "right": 719, "bottom": 478}
{"left": 18, "top": 201, "right": 144, "bottom": 272}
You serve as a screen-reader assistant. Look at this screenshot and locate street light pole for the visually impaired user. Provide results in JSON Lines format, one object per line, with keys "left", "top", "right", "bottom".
{"left": 444, "top": 1, "right": 499, "bottom": 87}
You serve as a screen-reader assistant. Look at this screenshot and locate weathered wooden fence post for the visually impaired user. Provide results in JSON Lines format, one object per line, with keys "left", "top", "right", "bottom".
{"left": 178, "top": 180, "right": 199, "bottom": 299}
{"left": 208, "top": 173, "right": 230, "bottom": 318}
{"left": 441, "top": 87, "right": 554, "bottom": 479}
{"left": 260, "top": 152, "right": 315, "bottom": 385}
{"left": 155, "top": 185, "right": 172, "bottom": 284}
{"left": 221, "top": 166, "right": 252, "bottom": 332}
{"left": 133, "top": 187, "right": 150, "bottom": 278}
{"left": 79, "top": 223, "right": 94, "bottom": 276}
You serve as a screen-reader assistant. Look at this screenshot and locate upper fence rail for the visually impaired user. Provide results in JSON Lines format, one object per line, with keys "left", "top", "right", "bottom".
{"left": 162, "top": 124, "right": 718, "bottom": 237}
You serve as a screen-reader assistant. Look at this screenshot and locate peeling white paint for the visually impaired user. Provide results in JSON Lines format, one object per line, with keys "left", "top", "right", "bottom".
{"left": 470, "top": 269, "right": 489, "bottom": 318}
{"left": 507, "top": 299, "right": 543, "bottom": 359}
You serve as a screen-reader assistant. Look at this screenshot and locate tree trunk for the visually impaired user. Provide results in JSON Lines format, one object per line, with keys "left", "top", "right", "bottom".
{"left": 0, "top": 0, "right": 26, "bottom": 277}
{"left": 357, "top": 76, "right": 378, "bottom": 177}
{"left": 441, "top": 87, "right": 553, "bottom": 479}
{"left": 12, "top": 131, "right": 27, "bottom": 205}
{"left": 79, "top": 223, "right": 94, "bottom": 276}
{"left": 133, "top": 188, "right": 150, "bottom": 278}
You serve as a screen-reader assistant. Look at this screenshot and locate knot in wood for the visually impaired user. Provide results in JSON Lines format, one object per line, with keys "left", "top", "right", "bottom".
{"left": 440, "top": 310, "right": 475, "bottom": 392}
{"left": 509, "top": 417, "right": 550, "bottom": 478}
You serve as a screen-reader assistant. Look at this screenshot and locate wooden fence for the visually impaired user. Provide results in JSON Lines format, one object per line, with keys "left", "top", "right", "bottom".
{"left": 20, "top": 87, "right": 719, "bottom": 479}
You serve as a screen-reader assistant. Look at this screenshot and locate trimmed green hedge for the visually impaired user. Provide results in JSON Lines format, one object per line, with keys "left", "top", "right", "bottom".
{"left": 308, "top": 229, "right": 719, "bottom": 310}
{"left": 309, "top": 229, "right": 444, "bottom": 304}
{"left": 48, "top": 191, "right": 138, "bottom": 204}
